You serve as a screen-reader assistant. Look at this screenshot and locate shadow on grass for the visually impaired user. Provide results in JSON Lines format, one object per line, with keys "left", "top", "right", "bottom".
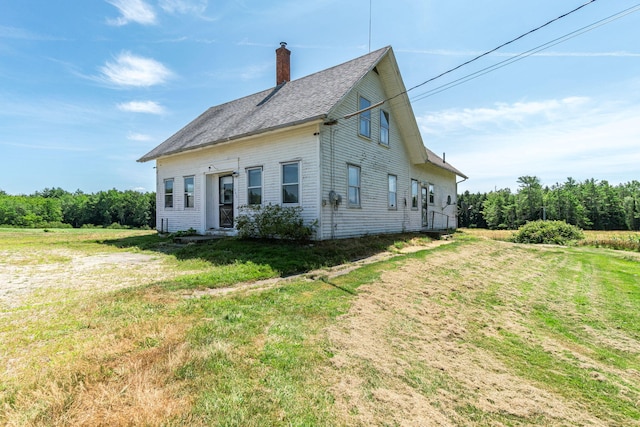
{"left": 99, "top": 232, "right": 431, "bottom": 277}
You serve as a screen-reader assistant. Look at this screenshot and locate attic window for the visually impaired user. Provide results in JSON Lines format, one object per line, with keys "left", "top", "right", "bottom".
{"left": 373, "top": 66, "right": 379, "bottom": 75}
{"left": 358, "top": 96, "right": 371, "bottom": 138}
{"left": 380, "top": 110, "right": 390, "bottom": 146}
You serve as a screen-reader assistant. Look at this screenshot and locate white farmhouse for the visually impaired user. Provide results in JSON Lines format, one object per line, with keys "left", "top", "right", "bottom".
{"left": 138, "top": 43, "right": 467, "bottom": 240}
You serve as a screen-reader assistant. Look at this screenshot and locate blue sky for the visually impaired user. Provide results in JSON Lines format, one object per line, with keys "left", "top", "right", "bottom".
{"left": 1, "top": 0, "right": 638, "bottom": 195}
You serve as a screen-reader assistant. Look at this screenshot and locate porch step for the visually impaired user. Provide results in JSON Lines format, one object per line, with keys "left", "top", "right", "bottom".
{"left": 205, "top": 228, "right": 237, "bottom": 238}
{"left": 422, "top": 229, "right": 454, "bottom": 239}
{"left": 171, "top": 229, "right": 236, "bottom": 244}
{"left": 172, "top": 235, "right": 222, "bottom": 244}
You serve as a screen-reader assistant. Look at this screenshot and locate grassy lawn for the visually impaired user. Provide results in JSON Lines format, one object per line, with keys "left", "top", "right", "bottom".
{"left": 2, "top": 228, "right": 640, "bottom": 425}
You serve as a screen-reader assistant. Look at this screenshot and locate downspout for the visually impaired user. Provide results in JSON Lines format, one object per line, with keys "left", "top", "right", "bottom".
{"left": 315, "top": 124, "right": 323, "bottom": 240}
{"left": 324, "top": 118, "right": 339, "bottom": 240}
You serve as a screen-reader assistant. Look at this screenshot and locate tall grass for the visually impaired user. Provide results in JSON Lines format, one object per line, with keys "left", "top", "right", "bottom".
{"left": 463, "top": 227, "right": 640, "bottom": 252}
{"left": 578, "top": 230, "right": 640, "bottom": 252}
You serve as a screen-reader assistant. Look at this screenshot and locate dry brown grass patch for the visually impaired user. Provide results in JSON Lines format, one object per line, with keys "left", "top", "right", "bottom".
{"left": 3, "top": 317, "right": 195, "bottom": 426}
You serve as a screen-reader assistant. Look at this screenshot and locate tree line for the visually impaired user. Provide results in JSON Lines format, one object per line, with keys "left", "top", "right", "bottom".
{"left": 3, "top": 177, "right": 639, "bottom": 231}
{"left": 458, "top": 177, "right": 640, "bottom": 230}
{"left": 0, "top": 188, "right": 156, "bottom": 229}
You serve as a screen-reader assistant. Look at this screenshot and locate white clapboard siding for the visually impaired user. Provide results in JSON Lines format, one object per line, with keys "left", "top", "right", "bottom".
{"left": 317, "top": 65, "right": 437, "bottom": 239}
{"left": 155, "top": 122, "right": 321, "bottom": 234}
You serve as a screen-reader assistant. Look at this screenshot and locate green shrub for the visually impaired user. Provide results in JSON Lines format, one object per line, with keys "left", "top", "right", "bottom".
{"left": 236, "top": 204, "right": 316, "bottom": 240}
{"left": 513, "top": 220, "right": 584, "bottom": 245}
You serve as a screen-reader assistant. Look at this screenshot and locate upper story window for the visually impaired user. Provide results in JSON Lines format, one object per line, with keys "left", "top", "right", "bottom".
{"left": 388, "top": 174, "right": 397, "bottom": 209}
{"left": 184, "top": 176, "right": 195, "bottom": 208}
{"left": 411, "top": 179, "right": 419, "bottom": 210}
{"left": 282, "top": 162, "right": 299, "bottom": 204}
{"left": 380, "top": 110, "right": 390, "bottom": 146}
{"left": 164, "top": 178, "right": 174, "bottom": 208}
{"left": 429, "top": 184, "right": 435, "bottom": 204}
{"left": 247, "top": 167, "right": 262, "bottom": 205}
{"left": 358, "top": 96, "right": 371, "bottom": 138}
{"left": 348, "top": 164, "right": 361, "bottom": 208}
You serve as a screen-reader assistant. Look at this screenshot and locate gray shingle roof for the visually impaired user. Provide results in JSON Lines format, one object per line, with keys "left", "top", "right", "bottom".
{"left": 138, "top": 47, "right": 390, "bottom": 162}
{"left": 425, "top": 148, "right": 468, "bottom": 179}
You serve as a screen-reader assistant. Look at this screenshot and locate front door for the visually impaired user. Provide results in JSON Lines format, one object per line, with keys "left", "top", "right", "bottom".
{"left": 421, "top": 187, "right": 428, "bottom": 227}
{"left": 219, "top": 175, "right": 234, "bottom": 228}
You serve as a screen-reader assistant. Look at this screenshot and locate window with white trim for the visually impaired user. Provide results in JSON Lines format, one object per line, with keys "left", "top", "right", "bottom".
{"left": 348, "top": 164, "right": 361, "bottom": 207}
{"left": 388, "top": 174, "right": 397, "bottom": 209}
{"left": 411, "top": 179, "right": 419, "bottom": 210}
{"left": 164, "top": 178, "right": 174, "bottom": 208}
{"left": 282, "top": 162, "right": 299, "bottom": 204}
{"left": 247, "top": 167, "right": 262, "bottom": 205}
{"left": 358, "top": 96, "right": 371, "bottom": 138}
{"left": 380, "top": 110, "right": 390, "bottom": 146}
{"left": 429, "top": 184, "right": 435, "bottom": 204}
{"left": 184, "top": 176, "right": 194, "bottom": 208}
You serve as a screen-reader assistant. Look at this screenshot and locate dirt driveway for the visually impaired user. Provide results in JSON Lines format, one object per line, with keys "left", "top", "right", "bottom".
{"left": 0, "top": 249, "right": 169, "bottom": 308}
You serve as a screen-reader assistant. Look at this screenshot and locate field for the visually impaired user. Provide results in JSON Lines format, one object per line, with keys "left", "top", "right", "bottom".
{"left": 2, "top": 228, "right": 640, "bottom": 426}
{"left": 463, "top": 227, "right": 640, "bottom": 250}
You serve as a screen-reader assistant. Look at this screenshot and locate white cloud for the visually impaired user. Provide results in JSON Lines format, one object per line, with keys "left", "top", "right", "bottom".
{"left": 106, "top": 0, "right": 156, "bottom": 26}
{"left": 0, "top": 25, "right": 64, "bottom": 41}
{"left": 531, "top": 51, "right": 640, "bottom": 58}
{"left": 118, "top": 100, "right": 165, "bottom": 114}
{"left": 159, "top": 0, "right": 208, "bottom": 15}
{"left": 422, "top": 97, "right": 640, "bottom": 192}
{"left": 418, "top": 97, "right": 590, "bottom": 134}
{"left": 100, "top": 52, "right": 173, "bottom": 87}
{"left": 127, "top": 132, "right": 152, "bottom": 141}
{"left": 1, "top": 139, "right": 93, "bottom": 152}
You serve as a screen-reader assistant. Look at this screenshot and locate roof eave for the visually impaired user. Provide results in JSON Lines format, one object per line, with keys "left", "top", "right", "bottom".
{"left": 137, "top": 115, "right": 327, "bottom": 163}
{"left": 424, "top": 158, "right": 468, "bottom": 179}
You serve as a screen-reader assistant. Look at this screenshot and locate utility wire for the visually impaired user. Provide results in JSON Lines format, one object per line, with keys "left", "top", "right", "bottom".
{"left": 410, "top": 3, "right": 640, "bottom": 103}
{"left": 393, "top": 0, "right": 597, "bottom": 102}
{"left": 339, "top": 0, "right": 598, "bottom": 120}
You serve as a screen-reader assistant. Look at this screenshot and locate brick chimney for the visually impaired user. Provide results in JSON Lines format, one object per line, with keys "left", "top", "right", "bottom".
{"left": 276, "top": 42, "right": 291, "bottom": 85}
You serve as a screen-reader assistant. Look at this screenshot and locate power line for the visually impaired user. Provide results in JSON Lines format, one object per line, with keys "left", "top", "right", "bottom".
{"left": 410, "top": 3, "right": 640, "bottom": 103}
{"left": 393, "top": 0, "right": 598, "bottom": 102}
{"left": 339, "top": 0, "right": 599, "bottom": 120}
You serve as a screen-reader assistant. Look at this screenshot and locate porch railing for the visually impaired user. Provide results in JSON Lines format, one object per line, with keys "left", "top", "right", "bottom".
{"left": 430, "top": 211, "right": 451, "bottom": 230}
